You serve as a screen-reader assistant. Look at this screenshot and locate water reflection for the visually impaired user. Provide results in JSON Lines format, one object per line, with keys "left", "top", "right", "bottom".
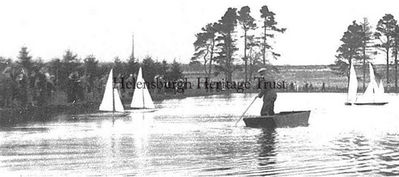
{"left": 378, "top": 134, "right": 399, "bottom": 176}
{"left": 332, "top": 134, "right": 376, "bottom": 175}
{"left": 257, "top": 129, "right": 278, "bottom": 176}
{"left": 1, "top": 93, "right": 399, "bottom": 176}
{"left": 257, "top": 129, "right": 277, "bottom": 165}
{"left": 332, "top": 133, "right": 399, "bottom": 176}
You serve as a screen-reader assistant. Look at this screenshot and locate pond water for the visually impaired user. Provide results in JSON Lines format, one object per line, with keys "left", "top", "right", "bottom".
{"left": 1, "top": 93, "right": 399, "bottom": 176}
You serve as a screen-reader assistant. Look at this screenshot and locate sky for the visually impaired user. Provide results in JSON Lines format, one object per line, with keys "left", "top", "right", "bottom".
{"left": 0, "top": 0, "right": 398, "bottom": 65}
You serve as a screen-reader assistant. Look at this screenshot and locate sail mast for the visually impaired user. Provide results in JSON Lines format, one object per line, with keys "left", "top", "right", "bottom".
{"left": 131, "top": 33, "right": 134, "bottom": 61}
{"left": 112, "top": 69, "right": 115, "bottom": 113}
{"left": 142, "top": 88, "right": 145, "bottom": 109}
{"left": 347, "top": 62, "right": 358, "bottom": 103}
{"left": 99, "top": 68, "right": 125, "bottom": 112}
{"left": 130, "top": 67, "right": 155, "bottom": 109}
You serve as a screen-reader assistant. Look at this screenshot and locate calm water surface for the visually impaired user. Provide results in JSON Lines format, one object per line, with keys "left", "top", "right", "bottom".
{"left": 1, "top": 93, "right": 399, "bottom": 176}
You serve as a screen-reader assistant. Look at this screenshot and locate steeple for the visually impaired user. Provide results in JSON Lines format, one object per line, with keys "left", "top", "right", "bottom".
{"left": 134, "top": 33, "right": 137, "bottom": 60}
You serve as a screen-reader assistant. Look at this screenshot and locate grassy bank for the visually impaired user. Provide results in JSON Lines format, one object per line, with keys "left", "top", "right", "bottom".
{"left": 0, "top": 88, "right": 352, "bottom": 127}
{"left": 0, "top": 102, "right": 98, "bottom": 127}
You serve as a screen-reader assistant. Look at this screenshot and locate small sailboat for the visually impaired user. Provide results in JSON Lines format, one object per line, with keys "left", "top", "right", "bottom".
{"left": 344, "top": 62, "right": 358, "bottom": 105}
{"left": 98, "top": 69, "right": 127, "bottom": 116}
{"left": 353, "top": 63, "right": 388, "bottom": 105}
{"left": 130, "top": 67, "right": 155, "bottom": 109}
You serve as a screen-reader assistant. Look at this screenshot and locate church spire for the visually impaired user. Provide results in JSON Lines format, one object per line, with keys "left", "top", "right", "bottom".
{"left": 134, "top": 33, "right": 137, "bottom": 60}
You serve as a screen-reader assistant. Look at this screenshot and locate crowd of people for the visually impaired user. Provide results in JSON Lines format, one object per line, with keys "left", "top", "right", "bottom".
{"left": 0, "top": 64, "right": 108, "bottom": 108}
{"left": 287, "top": 81, "right": 328, "bottom": 92}
{"left": 0, "top": 66, "right": 55, "bottom": 107}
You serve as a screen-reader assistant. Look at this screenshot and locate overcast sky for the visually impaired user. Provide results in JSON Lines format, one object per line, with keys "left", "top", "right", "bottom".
{"left": 0, "top": 0, "right": 398, "bottom": 65}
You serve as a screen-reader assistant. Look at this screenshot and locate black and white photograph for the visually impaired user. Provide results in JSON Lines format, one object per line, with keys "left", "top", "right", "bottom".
{"left": 1, "top": 0, "right": 399, "bottom": 176}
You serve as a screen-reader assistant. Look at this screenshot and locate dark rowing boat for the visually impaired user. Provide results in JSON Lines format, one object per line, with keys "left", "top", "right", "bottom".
{"left": 243, "top": 110, "right": 311, "bottom": 128}
{"left": 345, "top": 101, "right": 388, "bottom": 106}
{"left": 353, "top": 102, "right": 388, "bottom": 105}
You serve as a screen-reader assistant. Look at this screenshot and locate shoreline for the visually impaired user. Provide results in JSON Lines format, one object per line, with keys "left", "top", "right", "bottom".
{"left": 0, "top": 102, "right": 99, "bottom": 127}
{"left": 0, "top": 89, "right": 389, "bottom": 127}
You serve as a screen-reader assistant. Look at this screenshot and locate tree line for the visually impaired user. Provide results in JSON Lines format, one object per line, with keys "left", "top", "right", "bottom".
{"left": 332, "top": 14, "right": 399, "bottom": 92}
{"left": 0, "top": 47, "right": 183, "bottom": 108}
{"left": 190, "top": 5, "right": 286, "bottom": 82}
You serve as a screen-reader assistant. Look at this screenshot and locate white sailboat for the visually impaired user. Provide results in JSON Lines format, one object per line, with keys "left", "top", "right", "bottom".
{"left": 130, "top": 67, "right": 155, "bottom": 109}
{"left": 376, "top": 79, "right": 385, "bottom": 96}
{"left": 99, "top": 69, "right": 125, "bottom": 112}
{"left": 353, "top": 63, "right": 388, "bottom": 105}
{"left": 345, "top": 62, "right": 358, "bottom": 105}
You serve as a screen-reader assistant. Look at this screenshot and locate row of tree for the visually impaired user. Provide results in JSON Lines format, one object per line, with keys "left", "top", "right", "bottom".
{"left": 333, "top": 14, "right": 399, "bottom": 91}
{"left": 0, "top": 47, "right": 183, "bottom": 107}
{"left": 190, "top": 5, "right": 285, "bottom": 82}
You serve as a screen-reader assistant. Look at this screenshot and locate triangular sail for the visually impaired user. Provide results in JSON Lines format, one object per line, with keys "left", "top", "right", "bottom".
{"left": 377, "top": 80, "right": 384, "bottom": 95}
{"left": 347, "top": 62, "right": 358, "bottom": 103}
{"left": 114, "top": 88, "right": 125, "bottom": 112}
{"left": 130, "top": 67, "right": 155, "bottom": 109}
{"left": 99, "top": 69, "right": 125, "bottom": 112}
{"left": 363, "top": 63, "right": 378, "bottom": 98}
{"left": 354, "top": 63, "right": 388, "bottom": 104}
{"left": 143, "top": 86, "right": 155, "bottom": 108}
{"left": 99, "top": 69, "right": 114, "bottom": 111}
{"left": 375, "top": 79, "right": 385, "bottom": 102}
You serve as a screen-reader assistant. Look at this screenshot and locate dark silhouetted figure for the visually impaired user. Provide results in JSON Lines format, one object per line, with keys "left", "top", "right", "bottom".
{"left": 257, "top": 68, "right": 277, "bottom": 116}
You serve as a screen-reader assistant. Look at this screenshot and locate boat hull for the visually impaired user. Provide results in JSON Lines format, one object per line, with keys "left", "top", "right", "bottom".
{"left": 83, "top": 112, "right": 129, "bottom": 118}
{"left": 243, "top": 111, "right": 310, "bottom": 128}
{"left": 344, "top": 102, "right": 352, "bottom": 106}
{"left": 353, "top": 102, "right": 388, "bottom": 106}
{"left": 126, "top": 109, "right": 157, "bottom": 113}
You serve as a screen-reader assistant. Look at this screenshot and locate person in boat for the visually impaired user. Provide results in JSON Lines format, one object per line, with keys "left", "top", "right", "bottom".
{"left": 257, "top": 68, "right": 277, "bottom": 116}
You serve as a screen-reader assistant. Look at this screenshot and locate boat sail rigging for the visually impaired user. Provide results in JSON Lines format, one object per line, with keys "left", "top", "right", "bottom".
{"left": 352, "top": 63, "right": 388, "bottom": 105}
{"left": 99, "top": 69, "right": 125, "bottom": 112}
{"left": 130, "top": 67, "right": 155, "bottom": 109}
{"left": 346, "top": 62, "right": 358, "bottom": 104}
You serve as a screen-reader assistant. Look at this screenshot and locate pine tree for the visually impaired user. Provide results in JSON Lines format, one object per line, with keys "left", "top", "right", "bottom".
{"left": 17, "top": 47, "right": 33, "bottom": 106}
{"left": 359, "top": 18, "right": 375, "bottom": 91}
{"left": 167, "top": 60, "right": 183, "bottom": 81}
{"left": 332, "top": 21, "right": 363, "bottom": 86}
{"left": 214, "top": 7, "right": 238, "bottom": 82}
{"left": 192, "top": 23, "right": 217, "bottom": 77}
{"left": 238, "top": 6, "right": 256, "bottom": 81}
{"left": 259, "top": 5, "right": 286, "bottom": 65}
{"left": 375, "top": 14, "right": 397, "bottom": 85}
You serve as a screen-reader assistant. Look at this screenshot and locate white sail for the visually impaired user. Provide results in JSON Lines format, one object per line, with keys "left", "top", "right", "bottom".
{"left": 377, "top": 80, "right": 384, "bottom": 95}
{"left": 130, "top": 67, "right": 155, "bottom": 109}
{"left": 114, "top": 88, "right": 125, "bottom": 112}
{"left": 357, "top": 63, "right": 384, "bottom": 103}
{"left": 354, "top": 63, "right": 388, "bottom": 105}
{"left": 99, "top": 69, "right": 125, "bottom": 112}
{"left": 363, "top": 63, "right": 378, "bottom": 98}
{"left": 347, "top": 62, "right": 358, "bottom": 103}
{"left": 375, "top": 80, "right": 385, "bottom": 102}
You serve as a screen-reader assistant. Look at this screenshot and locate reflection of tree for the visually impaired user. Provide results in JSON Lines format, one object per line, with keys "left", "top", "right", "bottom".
{"left": 257, "top": 129, "right": 277, "bottom": 167}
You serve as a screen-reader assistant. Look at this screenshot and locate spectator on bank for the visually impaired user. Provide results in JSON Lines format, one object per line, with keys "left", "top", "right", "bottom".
{"left": 0, "top": 67, "right": 17, "bottom": 107}
{"left": 304, "top": 82, "right": 309, "bottom": 92}
{"left": 154, "top": 75, "right": 165, "bottom": 94}
{"left": 289, "top": 82, "right": 295, "bottom": 91}
{"left": 67, "top": 72, "right": 83, "bottom": 103}
{"left": 33, "top": 69, "right": 55, "bottom": 106}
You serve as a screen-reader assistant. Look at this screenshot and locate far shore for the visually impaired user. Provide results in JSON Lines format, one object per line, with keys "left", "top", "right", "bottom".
{"left": 0, "top": 87, "right": 392, "bottom": 127}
